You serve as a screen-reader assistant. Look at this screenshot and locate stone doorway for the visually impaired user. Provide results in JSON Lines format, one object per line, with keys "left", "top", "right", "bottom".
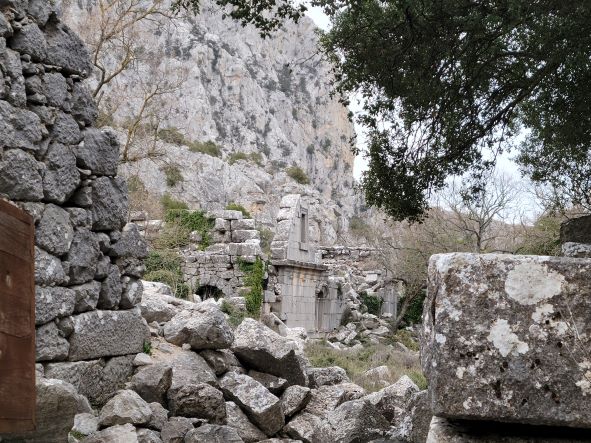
{"left": 196, "top": 285, "right": 224, "bottom": 301}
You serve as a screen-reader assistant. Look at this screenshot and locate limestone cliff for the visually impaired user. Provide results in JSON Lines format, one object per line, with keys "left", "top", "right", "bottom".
{"left": 60, "top": 0, "right": 358, "bottom": 245}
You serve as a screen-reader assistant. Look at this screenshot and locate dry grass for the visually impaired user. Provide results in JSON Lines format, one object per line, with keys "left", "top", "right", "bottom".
{"left": 305, "top": 341, "right": 427, "bottom": 392}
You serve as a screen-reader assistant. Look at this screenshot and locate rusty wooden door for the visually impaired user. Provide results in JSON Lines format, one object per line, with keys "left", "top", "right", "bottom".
{"left": 0, "top": 199, "right": 35, "bottom": 433}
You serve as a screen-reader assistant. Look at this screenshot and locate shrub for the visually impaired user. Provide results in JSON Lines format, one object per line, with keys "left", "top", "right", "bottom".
{"left": 189, "top": 140, "right": 222, "bottom": 157}
{"left": 239, "top": 257, "right": 265, "bottom": 317}
{"left": 143, "top": 250, "right": 189, "bottom": 299}
{"left": 349, "top": 216, "right": 370, "bottom": 235}
{"left": 391, "top": 329, "right": 420, "bottom": 352}
{"left": 144, "top": 269, "right": 190, "bottom": 299}
{"left": 286, "top": 165, "right": 310, "bottom": 185}
{"left": 162, "top": 164, "right": 183, "bottom": 187}
{"left": 160, "top": 194, "right": 188, "bottom": 211}
{"left": 306, "top": 144, "right": 315, "bottom": 155}
{"left": 401, "top": 291, "right": 426, "bottom": 326}
{"left": 258, "top": 227, "right": 274, "bottom": 254}
{"left": 305, "top": 341, "right": 424, "bottom": 392}
{"left": 225, "top": 202, "right": 251, "bottom": 218}
{"left": 164, "top": 209, "right": 215, "bottom": 249}
{"left": 221, "top": 300, "right": 246, "bottom": 327}
{"left": 157, "top": 127, "right": 185, "bottom": 145}
{"left": 361, "top": 292, "right": 384, "bottom": 316}
{"left": 228, "top": 152, "right": 249, "bottom": 165}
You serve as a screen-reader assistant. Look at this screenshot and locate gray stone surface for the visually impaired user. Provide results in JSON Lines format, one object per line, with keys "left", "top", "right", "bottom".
{"left": 83, "top": 423, "right": 139, "bottom": 443}
{"left": 422, "top": 253, "right": 591, "bottom": 428}
{"left": 0, "top": 378, "right": 91, "bottom": 443}
{"left": 147, "top": 401, "right": 168, "bottom": 431}
{"left": 98, "top": 389, "right": 152, "bottom": 427}
{"left": 281, "top": 385, "right": 311, "bottom": 418}
{"left": 136, "top": 428, "right": 163, "bottom": 443}
{"left": 45, "top": 355, "right": 135, "bottom": 406}
{"left": 71, "top": 280, "right": 101, "bottom": 313}
{"left": 111, "top": 223, "right": 149, "bottom": 258}
{"left": 327, "top": 399, "right": 390, "bottom": 442}
{"left": 42, "top": 142, "right": 80, "bottom": 203}
{"left": 408, "top": 390, "right": 432, "bottom": 443}
{"left": 72, "top": 412, "right": 99, "bottom": 437}
{"left": 35, "top": 246, "right": 69, "bottom": 285}
{"left": 163, "top": 304, "right": 234, "bottom": 350}
{"left": 0, "top": 148, "right": 43, "bottom": 200}
{"left": 283, "top": 411, "right": 329, "bottom": 443}
{"left": 225, "top": 401, "right": 267, "bottom": 443}
{"left": 184, "top": 424, "right": 244, "bottom": 443}
{"left": 248, "top": 370, "right": 288, "bottom": 395}
{"left": 68, "top": 309, "right": 149, "bottom": 361}
{"left": 139, "top": 287, "right": 181, "bottom": 323}
{"left": 200, "top": 349, "right": 242, "bottom": 375}
{"left": 35, "top": 286, "right": 75, "bottom": 325}
{"left": 365, "top": 375, "right": 419, "bottom": 423}
{"left": 120, "top": 277, "right": 144, "bottom": 309}
{"left": 232, "top": 318, "right": 308, "bottom": 386}
{"left": 44, "top": 21, "right": 94, "bottom": 75}
{"left": 35, "top": 204, "right": 74, "bottom": 256}
{"left": 168, "top": 382, "right": 226, "bottom": 423}
{"left": 70, "top": 82, "right": 98, "bottom": 125}
{"left": 308, "top": 366, "right": 349, "bottom": 388}
{"left": 77, "top": 128, "right": 120, "bottom": 176}
{"left": 67, "top": 229, "right": 101, "bottom": 284}
{"left": 425, "top": 416, "right": 591, "bottom": 443}
{"left": 130, "top": 363, "right": 172, "bottom": 405}
{"left": 219, "top": 371, "right": 284, "bottom": 436}
{"left": 562, "top": 242, "right": 591, "bottom": 258}
{"left": 99, "top": 264, "right": 122, "bottom": 309}
{"left": 36, "top": 321, "right": 69, "bottom": 361}
{"left": 304, "top": 383, "right": 366, "bottom": 419}
{"left": 91, "top": 176, "right": 128, "bottom": 231}
{"left": 160, "top": 416, "right": 194, "bottom": 443}
{"left": 50, "top": 111, "right": 82, "bottom": 145}
{"left": 0, "top": 100, "right": 44, "bottom": 151}
{"left": 10, "top": 23, "right": 47, "bottom": 60}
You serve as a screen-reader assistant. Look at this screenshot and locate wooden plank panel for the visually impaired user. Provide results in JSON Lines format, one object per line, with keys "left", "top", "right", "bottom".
{"left": 0, "top": 199, "right": 35, "bottom": 433}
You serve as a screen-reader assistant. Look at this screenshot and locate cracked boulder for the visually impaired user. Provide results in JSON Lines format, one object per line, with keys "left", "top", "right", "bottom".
{"left": 422, "top": 253, "right": 591, "bottom": 428}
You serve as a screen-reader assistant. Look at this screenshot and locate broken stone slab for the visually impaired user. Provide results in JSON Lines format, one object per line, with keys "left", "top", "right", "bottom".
{"left": 281, "top": 385, "right": 311, "bottom": 418}
{"left": 225, "top": 401, "right": 267, "bottom": 443}
{"left": 82, "top": 423, "right": 139, "bottom": 443}
{"left": 147, "top": 402, "right": 168, "bottom": 431}
{"left": 136, "top": 428, "right": 163, "bottom": 443}
{"left": 425, "top": 416, "right": 591, "bottom": 443}
{"left": 307, "top": 366, "right": 349, "bottom": 388}
{"left": 0, "top": 378, "right": 91, "bottom": 443}
{"left": 68, "top": 309, "right": 149, "bottom": 361}
{"left": 327, "top": 398, "right": 390, "bottom": 443}
{"left": 283, "top": 411, "right": 330, "bottom": 443}
{"left": 91, "top": 176, "right": 128, "bottom": 231}
{"left": 44, "top": 355, "right": 135, "bottom": 406}
{"left": 219, "top": 371, "right": 284, "bottom": 436}
{"left": 76, "top": 127, "right": 120, "bottom": 176}
{"left": 163, "top": 303, "right": 234, "bottom": 350}
{"left": 422, "top": 253, "right": 591, "bottom": 428}
{"left": 130, "top": 363, "right": 172, "bottom": 405}
{"left": 71, "top": 280, "right": 101, "bottom": 313}
{"left": 304, "top": 383, "right": 366, "bottom": 419}
{"left": 98, "top": 389, "right": 152, "bottom": 428}
{"left": 184, "top": 424, "right": 244, "bottom": 443}
{"left": 200, "top": 349, "right": 242, "bottom": 375}
{"left": 160, "top": 416, "right": 194, "bottom": 443}
{"left": 365, "top": 375, "right": 420, "bottom": 422}
{"left": 248, "top": 370, "right": 288, "bottom": 395}
{"left": 232, "top": 318, "right": 309, "bottom": 386}
{"left": 167, "top": 382, "right": 226, "bottom": 423}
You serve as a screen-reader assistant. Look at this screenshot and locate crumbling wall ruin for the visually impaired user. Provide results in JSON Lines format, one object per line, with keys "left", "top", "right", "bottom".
{"left": 0, "top": 2, "right": 149, "bottom": 439}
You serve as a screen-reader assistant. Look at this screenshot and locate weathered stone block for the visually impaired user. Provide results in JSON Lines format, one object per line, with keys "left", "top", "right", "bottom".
{"left": 35, "top": 203, "right": 74, "bottom": 256}
{"left": 91, "top": 176, "right": 128, "bottom": 231}
{"left": 422, "top": 253, "right": 591, "bottom": 428}
{"left": 44, "top": 21, "right": 93, "bottom": 75}
{"left": 35, "top": 286, "right": 75, "bottom": 325}
{"left": 66, "top": 229, "right": 100, "bottom": 284}
{"left": 35, "top": 246, "right": 68, "bottom": 285}
{"left": 68, "top": 309, "right": 149, "bottom": 361}
{"left": 0, "top": 100, "right": 44, "bottom": 151}
{"left": 10, "top": 23, "right": 47, "bottom": 61}
{"left": 77, "top": 128, "right": 120, "bottom": 176}
{"left": 42, "top": 142, "right": 80, "bottom": 203}
{"left": 232, "top": 229, "right": 259, "bottom": 243}
{"left": 0, "top": 148, "right": 43, "bottom": 200}
{"left": 36, "top": 321, "right": 69, "bottom": 362}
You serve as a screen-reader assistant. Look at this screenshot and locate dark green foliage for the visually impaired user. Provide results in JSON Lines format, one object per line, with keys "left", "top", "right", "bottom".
{"left": 515, "top": 215, "right": 562, "bottom": 256}
{"left": 258, "top": 227, "right": 274, "bottom": 254}
{"left": 228, "top": 151, "right": 263, "bottom": 166}
{"left": 361, "top": 292, "right": 383, "bottom": 316}
{"left": 221, "top": 300, "right": 246, "bottom": 327}
{"left": 162, "top": 165, "right": 183, "bottom": 187}
{"left": 306, "top": 144, "right": 314, "bottom": 155}
{"left": 239, "top": 258, "right": 265, "bottom": 316}
{"left": 286, "top": 165, "right": 310, "bottom": 185}
{"left": 321, "top": 0, "right": 591, "bottom": 220}
{"left": 401, "top": 291, "right": 426, "bottom": 325}
{"left": 160, "top": 194, "right": 188, "bottom": 211}
{"left": 157, "top": 127, "right": 185, "bottom": 145}
{"left": 226, "top": 202, "right": 251, "bottom": 218}
{"left": 143, "top": 341, "right": 152, "bottom": 355}
{"left": 158, "top": 127, "right": 222, "bottom": 158}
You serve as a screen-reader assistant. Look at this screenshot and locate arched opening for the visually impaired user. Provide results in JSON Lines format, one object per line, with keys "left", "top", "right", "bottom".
{"left": 196, "top": 285, "right": 224, "bottom": 301}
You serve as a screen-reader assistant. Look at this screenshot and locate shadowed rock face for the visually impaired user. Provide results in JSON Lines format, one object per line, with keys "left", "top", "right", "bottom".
{"left": 422, "top": 253, "right": 591, "bottom": 428}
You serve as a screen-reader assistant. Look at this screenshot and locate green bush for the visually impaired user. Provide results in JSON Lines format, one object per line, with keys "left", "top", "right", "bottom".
{"left": 239, "top": 257, "right": 265, "bottom": 317}
{"left": 225, "top": 202, "right": 251, "bottom": 218}
{"left": 221, "top": 300, "right": 246, "bottom": 327}
{"left": 162, "top": 165, "right": 183, "bottom": 187}
{"left": 402, "top": 291, "right": 426, "bottom": 325}
{"left": 228, "top": 152, "right": 249, "bottom": 165}
{"left": 286, "top": 165, "right": 310, "bottom": 185}
{"left": 145, "top": 250, "right": 182, "bottom": 274}
{"left": 189, "top": 140, "right": 222, "bottom": 157}
{"left": 157, "top": 127, "right": 185, "bottom": 145}
{"left": 160, "top": 194, "right": 188, "bottom": 211}
{"left": 361, "top": 292, "right": 384, "bottom": 316}
{"left": 144, "top": 269, "right": 190, "bottom": 299}
{"left": 165, "top": 209, "right": 215, "bottom": 249}
{"left": 258, "top": 227, "right": 274, "bottom": 254}
{"left": 391, "top": 329, "right": 420, "bottom": 351}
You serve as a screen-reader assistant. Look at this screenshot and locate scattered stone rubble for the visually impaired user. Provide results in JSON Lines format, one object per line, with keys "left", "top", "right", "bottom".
{"left": 421, "top": 252, "right": 591, "bottom": 441}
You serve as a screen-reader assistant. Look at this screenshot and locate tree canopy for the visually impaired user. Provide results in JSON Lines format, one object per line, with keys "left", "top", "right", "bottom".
{"left": 173, "top": 0, "right": 591, "bottom": 221}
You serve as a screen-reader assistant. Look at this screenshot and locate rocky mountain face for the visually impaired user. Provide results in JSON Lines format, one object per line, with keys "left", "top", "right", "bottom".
{"left": 59, "top": 0, "right": 358, "bottom": 245}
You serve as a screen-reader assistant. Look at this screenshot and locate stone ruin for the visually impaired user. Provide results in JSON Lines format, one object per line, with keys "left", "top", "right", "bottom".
{"left": 421, "top": 247, "right": 591, "bottom": 440}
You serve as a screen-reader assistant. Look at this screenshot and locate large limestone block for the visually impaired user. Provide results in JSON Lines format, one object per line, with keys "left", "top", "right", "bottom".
{"left": 327, "top": 398, "right": 390, "bottom": 442}
{"left": 225, "top": 401, "right": 267, "bottom": 443}
{"left": 163, "top": 304, "right": 234, "bottom": 350}
{"left": 425, "top": 416, "right": 591, "bottom": 443}
{"left": 98, "top": 389, "right": 152, "bottom": 427}
{"left": 68, "top": 309, "right": 149, "bottom": 361}
{"left": 82, "top": 423, "right": 139, "bottom": 443}
{"left": 167, "top": 382, "right": 226, "bottom": 422}
{"left": 422, "top": 253, "right": 591, "bottom": 428}
{"left": 219, "top": 371, "right": 284, "bottom": 436}
{"left": 130, "top": 363, "right": 173, "bottom": 405}
{"left": 232, "top": 318, "right": 309, "bottom": 386}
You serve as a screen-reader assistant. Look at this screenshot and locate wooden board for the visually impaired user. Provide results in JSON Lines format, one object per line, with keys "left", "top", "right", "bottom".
{"left": 0, "top": 199, "right": 35, "bottom": 433}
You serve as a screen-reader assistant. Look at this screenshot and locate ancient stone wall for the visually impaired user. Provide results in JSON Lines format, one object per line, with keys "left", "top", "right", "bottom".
{"left": 0, "top": 0, "right": 148, "bottom": 408}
